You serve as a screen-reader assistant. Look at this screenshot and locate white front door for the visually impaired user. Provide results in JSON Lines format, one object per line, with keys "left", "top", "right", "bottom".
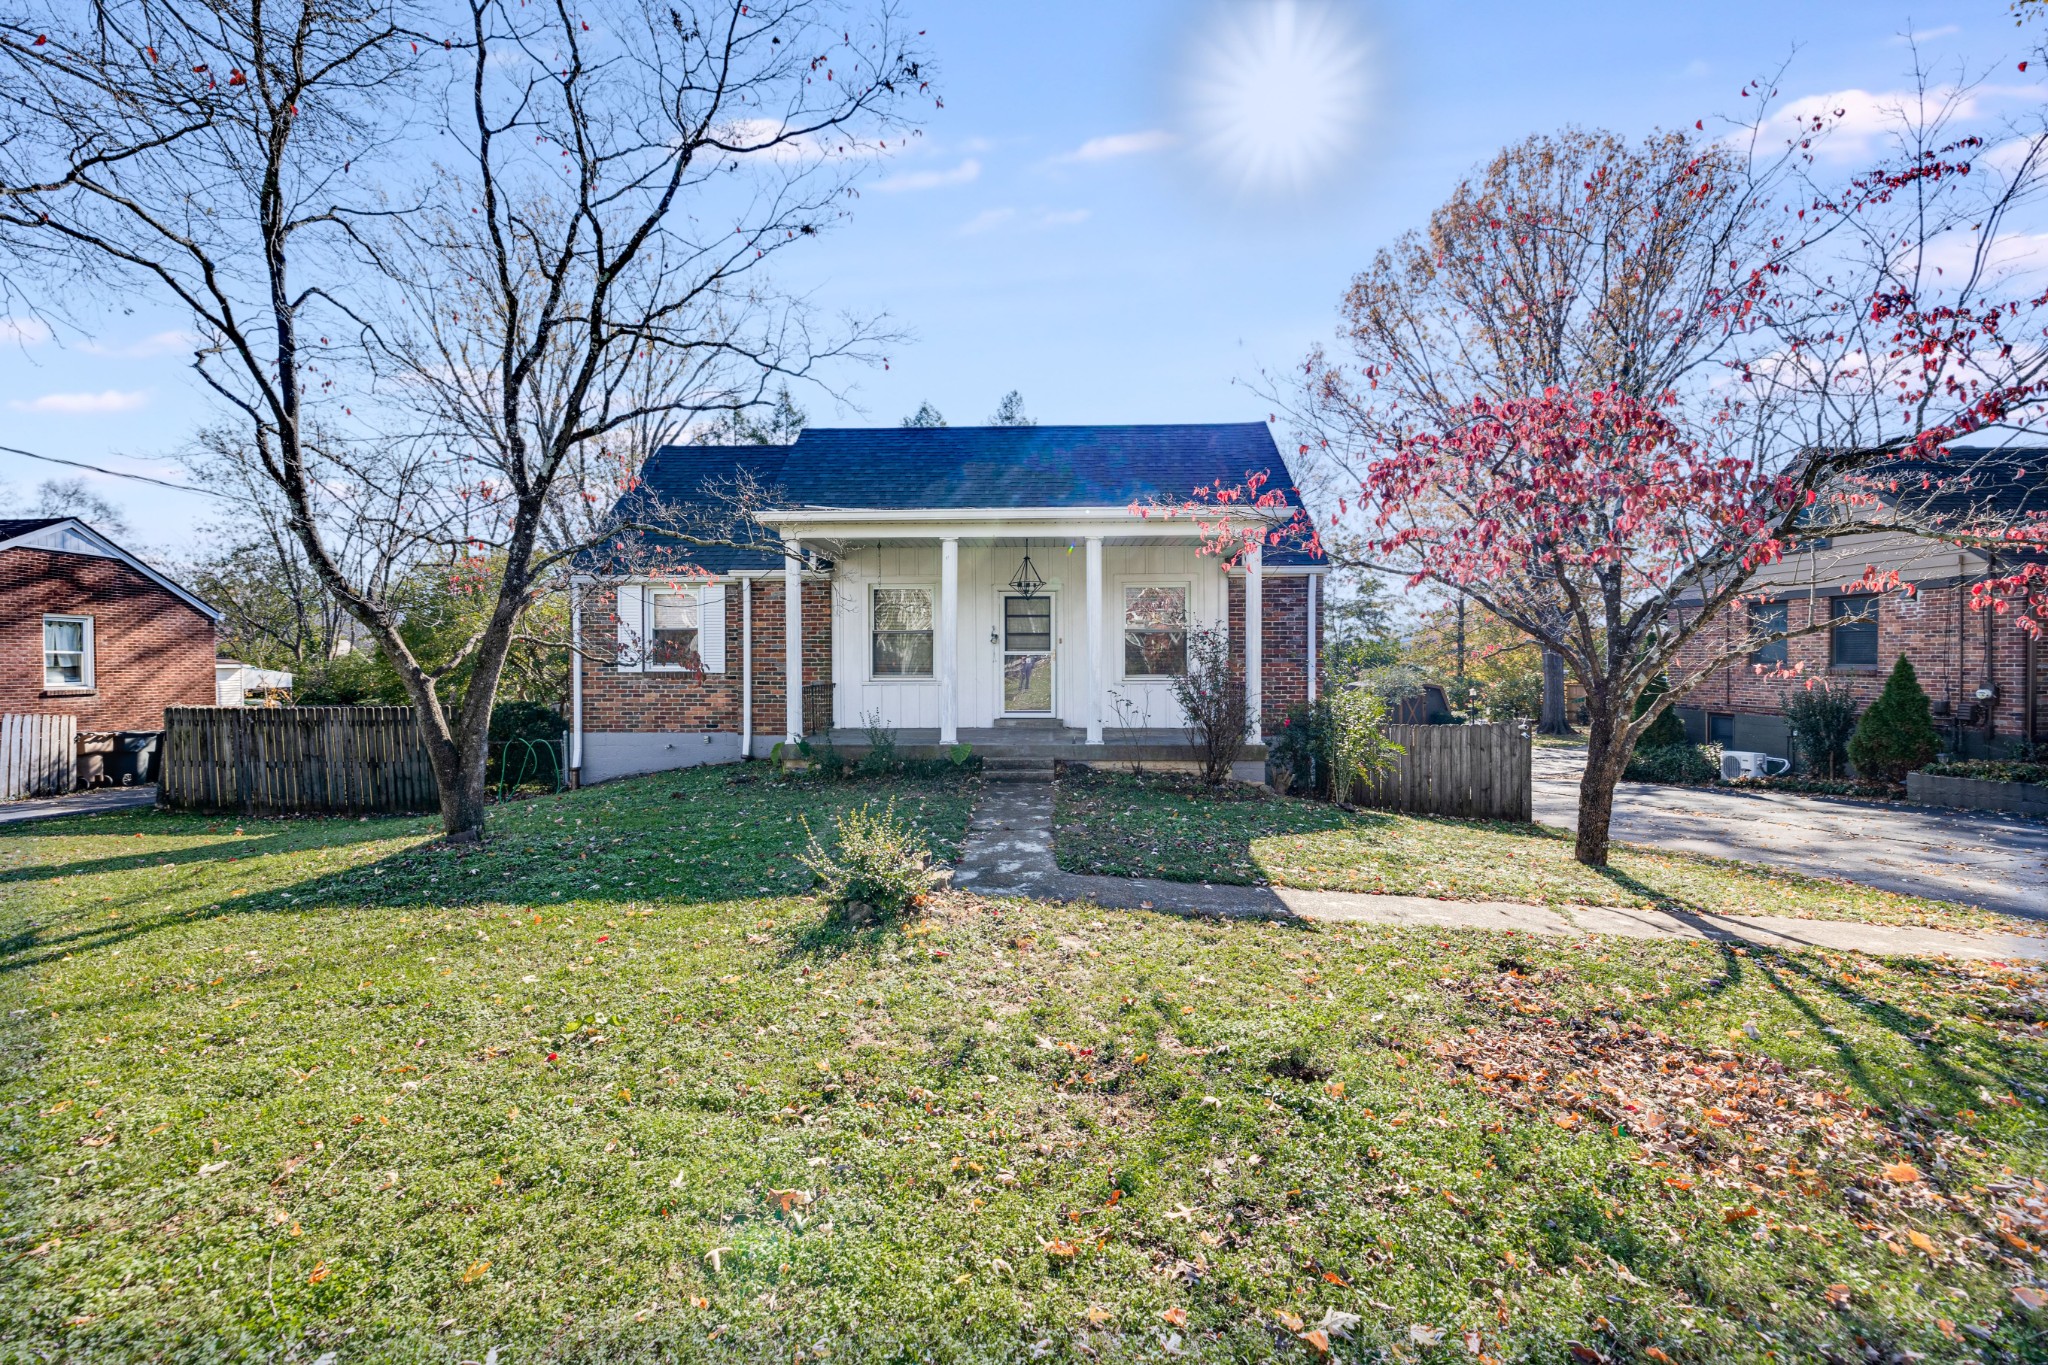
{"left": 999, "top": 592, "right": 1055, "bottom": 715}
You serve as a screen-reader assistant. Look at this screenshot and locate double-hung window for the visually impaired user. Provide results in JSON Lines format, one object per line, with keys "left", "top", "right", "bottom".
{"left": 871, "top": 586, "right": 934, "bottom": 678}
{"left": 1123, "top": 585, "right": 1188, "bottom": 678}
{"left": 647, "top": 589, "right": 702, "bottom": 670}
{"left": 1830, "top": 595, "right": 1879, "bottom": 669}
{"left": 1746, "top": 600, "right": 1789, "bottom": 667}
{"left": 43, "top": 615, "right": 93, "bottom": 690}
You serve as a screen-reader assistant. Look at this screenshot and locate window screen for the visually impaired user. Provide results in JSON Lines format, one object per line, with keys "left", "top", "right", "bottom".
{"left": 1830, "top": 595, "right": 1878, "bottom": 669}
{"left": 1747, "top": 600, "right": 1789, "bottom": 667}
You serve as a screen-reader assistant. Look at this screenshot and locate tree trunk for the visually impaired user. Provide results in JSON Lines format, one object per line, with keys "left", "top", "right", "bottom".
{"left": 432, "top": 738, "right": 491, "bottom": 844}
{"left": 1573, "top": 710, "right": 1628, "bottom": 866}
{"left": 1539, "top": 648, "right": 1572, "bottom": 735}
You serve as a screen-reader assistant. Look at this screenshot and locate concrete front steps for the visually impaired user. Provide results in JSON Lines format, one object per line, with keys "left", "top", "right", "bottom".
{"left": 982, "top": 756, "right": 1058, "bottom": 783}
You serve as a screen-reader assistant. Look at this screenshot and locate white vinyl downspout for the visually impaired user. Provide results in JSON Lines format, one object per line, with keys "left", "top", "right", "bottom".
{"left": 1306, "top": 572, "right": 1318, "bottom": 703}
{"left": 569, "top": 580, "right": 584, "bottom": 780}
{"left": 741, "top": 575, "right": 754, "bottom": 759}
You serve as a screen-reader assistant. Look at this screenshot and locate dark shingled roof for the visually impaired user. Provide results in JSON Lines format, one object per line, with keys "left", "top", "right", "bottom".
{"left": 0, "top": 517, "right": 67, "bottom": 541}
{"left": 583, "top": 423, "right": 1326, "bottom": 572}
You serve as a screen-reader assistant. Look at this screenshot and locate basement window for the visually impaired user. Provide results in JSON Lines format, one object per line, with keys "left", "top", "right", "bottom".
{"left": 43, "top": 615, "right": 93, "bottom": 690}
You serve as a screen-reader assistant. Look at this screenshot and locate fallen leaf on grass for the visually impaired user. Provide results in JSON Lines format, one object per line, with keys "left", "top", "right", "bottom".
{"left": 1043, "top": 1239, "right": 1079, "bottom": 1260}
{"left": 1409, "top": 1324, "right": 1446, "bottom": 1346}
{"left": 1907, "top": 1230, "right": 1937, "bottom": 1256}
{"left": 1298, "top": 1329, "right": 1331, "bottom": 1355}
{"left": 307, "top": 1261, "right": 330, "bottom": 1285}
{"left": 1084, "top": 1306, "right": 1112, "bottom": 1325}
{"left": 1883, "top": 1161, "right": 1922, "bottom": 1184}
{"left": 2012, "top": 1286, "right": 2048, "bottom": 1311}
{"left": 461, "top": 1259, "right": 490, "bottom": 1283}
{"left": 1160, "top": 1307, "right": 1187, "bottom": 1327}
{"left": 1272, "top": 1310, "right": 1305, "bottom": 1333}
{"left": 1723, "top": 1204, "right": 1758, "bottom": 1223}
{"left": 198, "top": 1160, "right": 231, "bottom": 1177}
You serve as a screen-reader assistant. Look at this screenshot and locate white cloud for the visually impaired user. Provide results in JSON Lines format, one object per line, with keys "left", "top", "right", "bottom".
{"left": 1892, "top": 24, "right": 1959, "bottom": 44}
{"left": 2, "top": 317, "right": 52, "bottom": 347}
{"left": 9, "top": 390, "right": 150, "bottom": 415}
{"left": 873, "top": 157, "right": 980, "bottom": 192}
{"left": 1770, "top": 86, "right": 1981, "bottom": 164}
{"left": 1056, "top": 129, "right": 1176, "bottom": 163}
{"left": 78, "top": 330, "right": 200, "bottom": 359}
{"left": 959, "top": 207, "right": 1017, "bottom": 235}
{"left": 959, "top": 206, "right": 1091, "bottom": 237}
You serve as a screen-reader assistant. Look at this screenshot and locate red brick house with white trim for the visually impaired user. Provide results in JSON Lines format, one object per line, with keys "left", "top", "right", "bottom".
{"left": 569, "top": 423, "right": 1327, "bottom": 784}
{"left": 1667, "top": 452, "right": 2045, "bottom": 762}
{"left": 1, "top": 517, "right": 221, "bottom": 733}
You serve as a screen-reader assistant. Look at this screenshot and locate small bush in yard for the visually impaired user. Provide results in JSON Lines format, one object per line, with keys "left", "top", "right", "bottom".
{"left": 1784, "top": 679, "right": 1858, "bottom": 778}
{"left": 1847, "top": 655, "right": 1940, "bottom": 783}
{"left": 798, "top": 799, "right": 942, "bottom": 919}
{"left": 1624, "top": 741, "right": 1719, "bottom": 784}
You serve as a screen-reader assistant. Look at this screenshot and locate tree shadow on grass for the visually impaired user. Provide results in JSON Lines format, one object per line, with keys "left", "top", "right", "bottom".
{"left": 1586, "top": 862, "right": 2046, "bottom": 1116}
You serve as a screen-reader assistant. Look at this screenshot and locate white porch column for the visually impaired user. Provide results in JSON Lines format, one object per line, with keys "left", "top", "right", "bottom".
{"left": 938, "top": 537, "right": 960, "bottom": 745}
{"left": 1084, "top": 536, "right": 1104, "bottom": 744}
{"left": 783, "top": 540, "right": 804, "bottom": 743}
{"left": 1245, "top": 541, "right": 1263, "bottom": 745}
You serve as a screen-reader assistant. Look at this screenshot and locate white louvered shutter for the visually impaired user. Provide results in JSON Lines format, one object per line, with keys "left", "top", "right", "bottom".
{"left": 615, "top": 583, "right": 645, "bottom": 672}
{"left": 697, "top": 583, "right": 727, "bottom": 673}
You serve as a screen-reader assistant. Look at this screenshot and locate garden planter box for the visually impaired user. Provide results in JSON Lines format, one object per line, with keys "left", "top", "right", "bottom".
{"left": 1906, "top": 770, "right": 2048, "bottom": 817}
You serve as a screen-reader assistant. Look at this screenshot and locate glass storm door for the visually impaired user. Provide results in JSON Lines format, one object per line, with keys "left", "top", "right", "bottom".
{"left": 1001, "top": 594, "right": 1054, "bottom": 714}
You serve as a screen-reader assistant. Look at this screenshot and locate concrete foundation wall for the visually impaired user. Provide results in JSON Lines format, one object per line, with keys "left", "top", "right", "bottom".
{"left": 580, "top": 731, "right": 744, "bottom": 785}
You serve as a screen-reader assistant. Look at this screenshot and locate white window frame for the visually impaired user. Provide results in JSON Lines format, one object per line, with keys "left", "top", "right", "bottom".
{"left": 43, "top": 613, "right": 95, "bottom": 691}
{"left": 1118, "top": 580, "right": 1191, "bottom": 681}
{"left": 644, "top": 585, "right": 703, "bottom": 673}
{"left": 868, "top": 581, "right": 938, "bottom": 683}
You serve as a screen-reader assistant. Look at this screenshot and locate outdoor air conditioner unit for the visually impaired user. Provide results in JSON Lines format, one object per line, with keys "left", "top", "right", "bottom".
{"left": 1720, "top": 749, "right": 1791, "bottom": 781}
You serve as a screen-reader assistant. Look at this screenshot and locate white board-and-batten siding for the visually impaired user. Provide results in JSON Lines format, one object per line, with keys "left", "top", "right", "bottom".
{"left": 828, "top": 543, "right": 1229, "bottom": 731}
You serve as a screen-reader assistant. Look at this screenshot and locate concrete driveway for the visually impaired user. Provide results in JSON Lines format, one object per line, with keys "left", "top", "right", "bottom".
{"left": 1534, "top": 745, "right": 2048, "bottom": 921}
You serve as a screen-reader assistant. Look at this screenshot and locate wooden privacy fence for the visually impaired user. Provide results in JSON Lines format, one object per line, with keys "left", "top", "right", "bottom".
{"left": 0, "top": 714, "right": 76, "bottom": 801}
{"left": 160, "top": 707, "right": 440, "bottom": 815}
{"left": 1352, "top": 721, "right": 1532, "bottom": 821}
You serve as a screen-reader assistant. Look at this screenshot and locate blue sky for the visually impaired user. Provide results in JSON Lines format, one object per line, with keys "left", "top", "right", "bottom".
{"left": 0, "top": 0, "right": 2016, "bottom": 552}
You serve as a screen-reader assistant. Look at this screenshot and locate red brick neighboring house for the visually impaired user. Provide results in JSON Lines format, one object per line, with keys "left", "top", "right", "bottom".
{"left": 1667, "top": 452, "right": 2046, "bottom": 763}
{"left": 569, "top": 424, "right": 1327, "bottom": 784}
{"left": 1, "top": 517, "right": 221, "bottom": 732}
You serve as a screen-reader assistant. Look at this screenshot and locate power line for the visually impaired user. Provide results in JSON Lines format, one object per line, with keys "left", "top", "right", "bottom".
{"left": 0, "top": 442, "right": 225, "bottom": 498}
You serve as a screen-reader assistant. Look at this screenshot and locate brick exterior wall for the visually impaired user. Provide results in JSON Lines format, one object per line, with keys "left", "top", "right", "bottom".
{"left": 1227, "top": 574, "right": 1319, "bottom": 731}
{"left": 578, "top": 578, "right": 833, "bottom": 740}
{"left": 1, "top": 547, "right": 216, "bottom": 731}
{"left": 1668, "top": 583, "right": 2044, "bottom": 749}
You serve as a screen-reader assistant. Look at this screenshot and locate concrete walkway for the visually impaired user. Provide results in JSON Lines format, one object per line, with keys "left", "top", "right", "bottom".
{"left": 953, "top": 782, "right": 2048, "bottom": 962}
{"left": 0, "top": 786, "right": 157, "bottom": 827}
{"left": 1533, "top": 745, "right": 2048, "bottom": 921}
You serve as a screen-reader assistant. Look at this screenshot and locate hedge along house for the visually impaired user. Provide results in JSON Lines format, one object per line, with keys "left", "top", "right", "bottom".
{"left": 568, "top": 423, "right": 1328, "bottom": 785}
{"left": 1665, "top": 450, "right": 2047, "bottom": 763}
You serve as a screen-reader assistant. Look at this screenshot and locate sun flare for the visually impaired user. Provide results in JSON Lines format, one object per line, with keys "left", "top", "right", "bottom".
{"left": 1177, "top": 0, "right": 1379, "bottom": 200}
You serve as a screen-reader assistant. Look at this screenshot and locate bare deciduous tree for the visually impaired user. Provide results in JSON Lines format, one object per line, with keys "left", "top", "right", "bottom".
{"left": 1, "top": 0, "right": 929, "bottom": 839}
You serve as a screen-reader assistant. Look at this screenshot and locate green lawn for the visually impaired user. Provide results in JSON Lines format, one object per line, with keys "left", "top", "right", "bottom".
{"left": 1054, "top": 769, "right": 2016, "bottom": 935}
{"left": 4, "top": 767, "right": 2046, "bottom": 1362}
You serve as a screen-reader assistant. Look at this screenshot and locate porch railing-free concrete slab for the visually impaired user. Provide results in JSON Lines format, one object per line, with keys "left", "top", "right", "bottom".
{"left": 819, "top": 726, "right": 1268, "bottom": 764}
